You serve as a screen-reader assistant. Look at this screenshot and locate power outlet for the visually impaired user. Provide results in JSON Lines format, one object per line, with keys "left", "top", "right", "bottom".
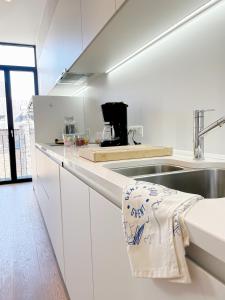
{"left": 128, "top": 125, "right": 144, "bottom": 137}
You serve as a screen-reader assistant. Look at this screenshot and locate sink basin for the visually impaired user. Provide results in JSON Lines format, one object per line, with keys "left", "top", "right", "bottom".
{"left": 111, "top": 164, "right": 184, "bottom": 177}
{"left": 135, "top": 169, "right": 225, "bottom": 198}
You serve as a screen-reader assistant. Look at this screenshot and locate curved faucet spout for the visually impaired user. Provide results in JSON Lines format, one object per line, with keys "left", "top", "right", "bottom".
{"left": 198, "top": 116, "right": 225, "bottom": 137}
{"left": 193, "top": 110, "right": 225, "bottom": 160}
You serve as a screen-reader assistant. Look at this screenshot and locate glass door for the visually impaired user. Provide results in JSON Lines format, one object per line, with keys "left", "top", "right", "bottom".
{"left": 10, "top": 71, "right": 36, "bottom": 179}
{"left": 0, "top": 43, "right": 38, "bottom": 184}
{"left": 0, "top": 71, "right": 11, "bottom": 181}
{"left": 0, "top": 70, "right": 36, "bottom": 182}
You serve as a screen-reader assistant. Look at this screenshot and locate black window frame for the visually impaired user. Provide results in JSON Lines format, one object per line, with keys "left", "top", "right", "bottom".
{"left": 0, "top": 42, "right": 39, "bottom": 184}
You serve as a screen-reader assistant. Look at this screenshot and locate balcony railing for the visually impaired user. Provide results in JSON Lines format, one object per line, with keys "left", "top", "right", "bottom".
{"left": 0, "top": 133, "right": 10, "bottom": 181}
{"left": 0, "top": 129, "right": 32, "bottom": 181}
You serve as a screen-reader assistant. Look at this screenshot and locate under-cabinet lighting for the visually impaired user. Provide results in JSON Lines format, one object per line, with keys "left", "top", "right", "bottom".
{"left": 106, "top": 0, "right": 222, "bottom": 74}
{"left": 73, "top": 86, "right": 88, "bottom": 96}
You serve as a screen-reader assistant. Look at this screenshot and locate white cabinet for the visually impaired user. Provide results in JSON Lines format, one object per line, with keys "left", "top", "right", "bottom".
{"left": 37, "top": 0, "right": 82, "bottom": 94}
{"left": 116, "top": 0, "right": 125, "bottom": 10}
{"left": 81, "top": 0, "right": 116, "bottom": 50}
{"left": 60, "top": 167, "right": 93, "bottom": 300}
{"left": 90, "top": 188, "right": 136, "bottom": 300}
{"left": 33, "top": 148, "right": 225, "bottom": 299}
{"left": 90, "top": 189, "right": 225, "bottom": 300}
{"left": 37, "top": 0, "right": 118, "bottom": 94}
{"left": 35, "top": 148, "right": 65, "bottom": 278}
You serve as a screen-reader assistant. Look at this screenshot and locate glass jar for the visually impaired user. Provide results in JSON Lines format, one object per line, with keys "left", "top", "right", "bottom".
{"left": 63, "top": 116, "right": 76, "bottom": 135}
{"left": 63, "top": 133, "right": 76, "bottom": 147}
{"left": 95, "top": 131, "right": 102, "bottom": 144}
{"left": 75, "top": 129, "right": 90, "bottom": 147}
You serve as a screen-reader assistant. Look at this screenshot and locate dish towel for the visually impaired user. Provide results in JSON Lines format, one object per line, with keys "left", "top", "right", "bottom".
{"left": 122, "top": 181, "right": 203, "bottom": 283}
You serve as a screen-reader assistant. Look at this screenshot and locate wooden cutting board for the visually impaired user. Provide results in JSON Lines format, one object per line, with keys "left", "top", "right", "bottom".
{"left": 79, "top": 145, "right": 173, "bottom": 162}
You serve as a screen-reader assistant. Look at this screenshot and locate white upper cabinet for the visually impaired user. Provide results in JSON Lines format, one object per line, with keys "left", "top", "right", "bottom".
{"left": 116, "top": 0, "right": 126, "bottom": 10}
{"left": 37, "top": 0, "right": 117, "bottom": 94}
{"left": 36, "top": 0, "right": 59, "bottom": 59}
{"left": 37, "top": 0, "right": 214, "bottom": 94}
{"left": 70, "top": 0, "right": 212, "bottom": 74}
{"left": 37, "top": 0, "right": 82, "bottom": 95}
{"left": 81, "top": 0, "right": 116, "bottom": 50}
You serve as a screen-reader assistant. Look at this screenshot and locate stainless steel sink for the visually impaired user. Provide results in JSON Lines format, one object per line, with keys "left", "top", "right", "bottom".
{"left": 135, "top": 169, "right": 225, "bottom": 198}
{"left": 111, "top": 164, "right": 184, "bottom": 177}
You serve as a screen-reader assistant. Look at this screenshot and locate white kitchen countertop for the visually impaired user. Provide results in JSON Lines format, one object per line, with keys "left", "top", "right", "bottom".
{"left": 36, "top": 142, "right": 225, "bottom": 265}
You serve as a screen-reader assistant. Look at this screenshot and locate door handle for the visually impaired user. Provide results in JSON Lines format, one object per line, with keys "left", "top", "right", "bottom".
{"left": 10, "top": 129, "right": 14, "bottom": 138}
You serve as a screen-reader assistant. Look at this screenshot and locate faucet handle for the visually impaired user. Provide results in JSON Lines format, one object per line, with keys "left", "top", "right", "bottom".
{"left": 194, "top": 109, "right": 215, "bottom": 116}
{"left": 194, "top": 109, "right": 215, "bottom": 119}
{"left": 202, "top": 109, "right": 215, "bottom": 113}
{"left": 194, "top": 109, "right": 215, "bottom": 113}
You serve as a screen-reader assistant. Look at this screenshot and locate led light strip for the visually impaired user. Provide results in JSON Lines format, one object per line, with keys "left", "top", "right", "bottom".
{"left": 106, "top": 0, "right": 222, "bottom": 74}
{"left": 73, "top": 86, "right": 88, "bottom": 96}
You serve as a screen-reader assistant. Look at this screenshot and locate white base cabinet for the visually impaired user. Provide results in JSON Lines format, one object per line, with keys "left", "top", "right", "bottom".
{"left": 34, "top": 149, "right": 225, "bottom": 300}
{"left": 35, "top": 148, "right": 65, "bottom": 278}
{"left": 90, "top": 188, "right": 225, "bottom": 300}
{"left": 60, "top": 167, "right": 93, "bottom": 300}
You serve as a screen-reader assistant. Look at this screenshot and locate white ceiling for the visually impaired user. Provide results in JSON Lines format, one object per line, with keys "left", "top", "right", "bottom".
{"left": 0, "top": 0, "right": 47, "bottom": 45}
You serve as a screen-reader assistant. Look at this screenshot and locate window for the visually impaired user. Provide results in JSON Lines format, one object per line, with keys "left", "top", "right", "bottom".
{"left": 0, "top": 44, "right": 35, "bottom": 67}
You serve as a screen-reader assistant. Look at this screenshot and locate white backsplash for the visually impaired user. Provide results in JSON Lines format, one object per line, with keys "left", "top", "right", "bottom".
{"left": 33, "top": 95, "right": 85, "bottom": 143}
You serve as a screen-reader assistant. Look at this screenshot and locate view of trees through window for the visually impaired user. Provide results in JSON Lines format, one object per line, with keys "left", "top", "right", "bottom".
{"left": 0, "top": 71, "right": 11, "bottom": 180}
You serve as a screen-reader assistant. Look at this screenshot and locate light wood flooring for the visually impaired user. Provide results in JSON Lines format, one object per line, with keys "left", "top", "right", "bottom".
{"left": 0, "top": 182, "right": 69, "bottom": 300}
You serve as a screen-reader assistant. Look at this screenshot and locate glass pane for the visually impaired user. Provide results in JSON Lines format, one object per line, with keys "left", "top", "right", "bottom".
{"left": 10, "top": 71, "right": 35, "bottom": 179}
{"left": 0, "top": 71, "right": 11, "bottom": 181}
{"left": 0, "top": 45, "right": 35, "bottom": 67}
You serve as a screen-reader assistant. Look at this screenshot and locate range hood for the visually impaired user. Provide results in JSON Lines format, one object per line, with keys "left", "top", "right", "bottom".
{"left": 52, "top": 70, "right": 96, "bottom": 96}
{"left": 56, "top": 69, "right": 94, "bottom": 85}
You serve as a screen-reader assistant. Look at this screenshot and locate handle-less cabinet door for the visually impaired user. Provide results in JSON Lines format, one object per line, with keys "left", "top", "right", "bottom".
{"left": 35, "top": 148, "right": 65, "bottom": 278}
{"left": 81, "top": 0, "right": 116, "bottom": 50}
{"left": 116, "top": 0, "right": 126, "bottom": 10}
{"left": 60, "top": 167, "right": 93, "bottom": 300}
{"left": 38, "top": 0, "right": 82, "bottom": 94}
{"left": 90, "top": 188, "right": 225, "bottom": 300}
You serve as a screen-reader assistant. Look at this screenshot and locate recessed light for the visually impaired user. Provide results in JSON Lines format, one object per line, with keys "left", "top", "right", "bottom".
{"left": 4, "top": 0, "right": 12, "bottom": 2}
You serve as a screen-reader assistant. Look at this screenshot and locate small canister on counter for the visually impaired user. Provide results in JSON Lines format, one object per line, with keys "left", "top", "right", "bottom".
{"left": 63, "top": 116, "right": 77, "bottom": 147}
{"left": 75, "top": 129, "right": 90, "bottom": 147}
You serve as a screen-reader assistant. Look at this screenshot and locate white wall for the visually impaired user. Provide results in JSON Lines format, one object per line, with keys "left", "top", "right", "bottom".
{"left": 83, "top": 0, "right": 225, "bottom": 155}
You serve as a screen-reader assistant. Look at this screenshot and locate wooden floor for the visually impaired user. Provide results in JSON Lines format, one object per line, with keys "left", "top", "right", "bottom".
{"left": 0, "top": 182, "right": 69, "bottom": 300}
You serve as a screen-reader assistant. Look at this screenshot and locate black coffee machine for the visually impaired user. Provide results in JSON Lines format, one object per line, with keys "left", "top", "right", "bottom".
{"left": 100, "top": 102, "right": 128, "bottom": 147}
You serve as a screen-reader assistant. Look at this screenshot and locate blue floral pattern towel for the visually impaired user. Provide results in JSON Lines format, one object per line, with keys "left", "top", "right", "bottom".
{"left": 122, "top": 181, "right": 203, "bottom": 283}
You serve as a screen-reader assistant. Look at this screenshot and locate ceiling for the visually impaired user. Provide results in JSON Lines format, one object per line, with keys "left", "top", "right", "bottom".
{"left": 0, "top": 0, "right": 47, "bottom": 45}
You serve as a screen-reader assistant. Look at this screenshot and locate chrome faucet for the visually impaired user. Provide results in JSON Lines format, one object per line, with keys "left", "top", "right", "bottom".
{"left": 193, "top": 109, "right": 225, "bottom": 160}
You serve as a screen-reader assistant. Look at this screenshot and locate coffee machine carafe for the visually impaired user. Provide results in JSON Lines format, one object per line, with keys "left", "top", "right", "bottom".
{"left": 100, "top": 102, "right": 128, "bottom": 147}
